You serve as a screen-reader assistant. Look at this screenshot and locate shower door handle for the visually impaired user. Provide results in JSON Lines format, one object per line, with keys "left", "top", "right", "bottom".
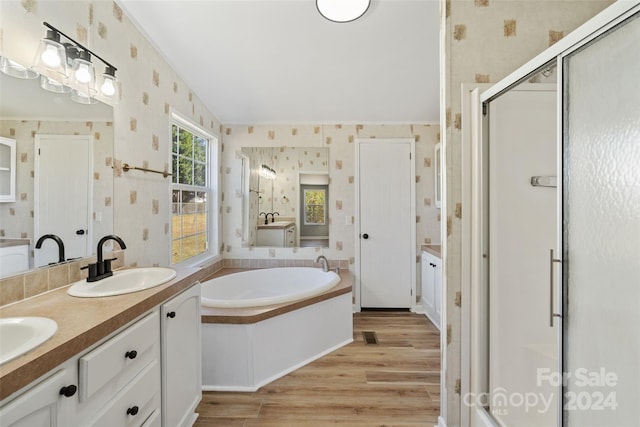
{"left": 549, "top": 249, "right": 563, "bottom": 327}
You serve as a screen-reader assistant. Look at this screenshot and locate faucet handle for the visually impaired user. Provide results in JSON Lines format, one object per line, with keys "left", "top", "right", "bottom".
{"left": 81, "top": 262, "right": 98, "bottom": 280}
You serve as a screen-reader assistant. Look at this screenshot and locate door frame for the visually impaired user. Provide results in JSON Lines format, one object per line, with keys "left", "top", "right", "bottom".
{"left": 354, "top": 137, "right": 416, "bottom": 312}
{"left": 34, "top": 134, "right": 93, "bottom": 267}
{"left": 464, "top": 3, "right": 640, "bottom": 426}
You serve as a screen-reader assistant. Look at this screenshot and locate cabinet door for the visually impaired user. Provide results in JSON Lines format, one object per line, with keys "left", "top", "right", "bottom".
{"left": 421, "top": 253, "right": 435, "bottom": 313}
{"left": 161, "top": 283, "right": 201, "bottom": 427}
{"left": 434, "top": 261, "right": 442, "bottom": 324}
{"left": 0, "top": 369, "right": 72, "bottom": 427}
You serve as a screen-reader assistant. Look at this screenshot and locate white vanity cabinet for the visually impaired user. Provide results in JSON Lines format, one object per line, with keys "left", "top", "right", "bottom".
{"left": 160, "top": 283, "right": 202, "bottom": 427}
{"left": 0, "top": 365, "right": 76, "bottom": 427}
{"left": 0, "top": 281, "right": 202, "bottom": 427}
{"left": 75, "top": 311, "right": 161, "bottom": 426}
{"left": 257, "top": 223, "right": 296, "bottom": 247}
{"left": 421, "top": 251, "right": 441, "bottom": 330}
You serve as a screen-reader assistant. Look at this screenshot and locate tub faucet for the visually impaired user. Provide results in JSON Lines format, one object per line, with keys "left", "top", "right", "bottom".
{"left": 35, "top": 234, "right": 65, "bottom": 264}
{"left": 315, "top": 255, "right": 329, "bottom": 272}
{"left": 82, "top": 235, "right": 127, "bottom": 282}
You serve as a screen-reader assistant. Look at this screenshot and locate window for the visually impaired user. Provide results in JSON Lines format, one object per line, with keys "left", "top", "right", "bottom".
{"left": 303, "top": 188, "right": 326, "bottom": 225}
{"left": 171, "top": 115, "right": 218, "bottom": 265}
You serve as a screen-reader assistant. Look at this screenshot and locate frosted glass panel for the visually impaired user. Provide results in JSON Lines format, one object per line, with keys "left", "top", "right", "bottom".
{"left": 563, "top": 12, "right": 640, "bottom": 427}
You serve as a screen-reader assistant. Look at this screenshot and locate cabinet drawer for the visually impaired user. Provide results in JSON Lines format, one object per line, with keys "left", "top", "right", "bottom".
{"left": 79, "top": 311, "right": 159, "bottom": 401}
{"left": 89, "top": 359, "right": 160, "bottom": 427}
{"left": 141, "top": 408, "right": 161, "bottom": 427}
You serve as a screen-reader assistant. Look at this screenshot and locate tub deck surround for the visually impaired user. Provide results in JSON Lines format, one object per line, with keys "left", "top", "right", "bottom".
{"left": 0, "top": 266, "right": 208, "bottom": 402}
{"left": 200, "top": 268, "right": 353, "bottom": 324}
{"left": 199, "top": 268, "right": 354, "bottom": 391}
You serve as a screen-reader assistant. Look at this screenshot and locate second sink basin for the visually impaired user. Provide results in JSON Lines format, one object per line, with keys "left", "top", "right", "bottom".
{"left": 0, "top": 317, "right": 58, "bottom": 365}
{"left": 67, "top": 267, "right": 176, "bottom": 298}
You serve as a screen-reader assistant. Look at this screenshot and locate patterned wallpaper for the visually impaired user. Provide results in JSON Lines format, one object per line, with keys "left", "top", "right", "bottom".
{"left": 442, "top": 0, "right": 614, "bottom": 424}
{"left": 0, "top": 0, "right": 222, "bottom": 270}
{"left": 221, "top": 124, "right": 441, "bottom": 269}
{"left": 0, "top": 119, "right": 113, "bottom": 267}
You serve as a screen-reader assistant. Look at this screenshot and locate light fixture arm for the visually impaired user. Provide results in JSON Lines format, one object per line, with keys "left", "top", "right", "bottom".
{"left": 43, "top": 22, "right": 117, "bottom": 72}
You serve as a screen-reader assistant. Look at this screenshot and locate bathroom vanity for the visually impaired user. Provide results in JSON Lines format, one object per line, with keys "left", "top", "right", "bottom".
{"left": 0, "top": 239, "right": 29, "bottom": 276}
{"left": 0, "top": 267, "right": 206, "bottom": 427}
{"left": 421, "top": 245, "right": 441, "bottom": 330}
{"left": 256, "top": 221, "right": 296, "bottom": 247}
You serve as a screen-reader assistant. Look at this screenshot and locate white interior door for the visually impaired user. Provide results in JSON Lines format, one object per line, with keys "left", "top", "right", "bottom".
{"left": 35, "top": 135, "right": 92, "bottom": 267}
{"left": 488, "top": 85, "right": 559, "bottom": 426}
{"left": 358, "top": 139, "right": 415, "bottom": 309}
{"left": 562, "top": 10, "right": 640, "bottom": 427}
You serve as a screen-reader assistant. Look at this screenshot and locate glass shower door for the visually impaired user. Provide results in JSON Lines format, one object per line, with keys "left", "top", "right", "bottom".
{"left": 562, "top": 10, "right": 640, "bottom": 427}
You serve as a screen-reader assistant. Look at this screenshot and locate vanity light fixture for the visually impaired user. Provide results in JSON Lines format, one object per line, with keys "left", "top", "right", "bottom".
{"left": 260, "top": 164, "right": 277, "bottom": 180}
{"left": 316, "top": 0, "right": 370, "bottom": 23}
{"left": 40, "top": 75, "right": 72, "bottom": 93}
{"left": 32, "top": 22, "right": 119, "bottom": 103}
{"left": 0, "top": 56, "right": 38, "bottom": 79}
{"left": 32, "top": 27, "right": 67, "bottom": 80}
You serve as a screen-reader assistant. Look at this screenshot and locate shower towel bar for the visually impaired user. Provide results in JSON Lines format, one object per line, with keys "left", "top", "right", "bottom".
{"left": 530, "top": 176, "right": 557, "bottom": 188}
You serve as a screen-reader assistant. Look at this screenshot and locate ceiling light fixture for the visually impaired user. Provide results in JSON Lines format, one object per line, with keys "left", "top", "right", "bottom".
{"left": 316, "top": 0, "right": 370, "bottom": 23}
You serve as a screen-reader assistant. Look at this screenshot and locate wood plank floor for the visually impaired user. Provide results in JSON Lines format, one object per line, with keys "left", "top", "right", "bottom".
{"left": 194, "top": 311, "right": 440, "bottom": 426}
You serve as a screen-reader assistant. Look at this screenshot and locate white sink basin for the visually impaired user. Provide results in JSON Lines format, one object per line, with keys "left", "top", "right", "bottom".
{"left": 0, "top": 317, "right": 58, "bottom": 365}
{"left": 67, "top": 267, "right": 176, "bottom": 298}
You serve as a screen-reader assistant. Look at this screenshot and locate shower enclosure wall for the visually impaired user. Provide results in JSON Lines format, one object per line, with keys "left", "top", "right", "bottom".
{"left": 464, "top": 2, "right": 640, "bottom": 426}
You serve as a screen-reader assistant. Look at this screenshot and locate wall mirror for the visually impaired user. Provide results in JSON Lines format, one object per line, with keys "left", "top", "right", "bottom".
{"left": 0, "top": 61, "right": 114, "bottom": 278}
{"left": 240, "top": 146, "right": 329, "bottom": 248}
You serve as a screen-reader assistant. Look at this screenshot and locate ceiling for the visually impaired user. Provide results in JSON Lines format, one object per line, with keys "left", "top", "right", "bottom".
{"left": 117, "top": 0, "right": 440, "bottom": 124}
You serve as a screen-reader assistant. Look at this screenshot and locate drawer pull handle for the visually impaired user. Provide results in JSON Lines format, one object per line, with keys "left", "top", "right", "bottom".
{"left": 167, "top": 311, "right": 176, "bottom": 319}
{"left": 127, "top": 406, "right": 139, "bottom": 416}
{"left": 125, "top": 350, "right": 138, "bottom": 360}
{"left": 59, "top": 385, "right": 77, "bottom": 397}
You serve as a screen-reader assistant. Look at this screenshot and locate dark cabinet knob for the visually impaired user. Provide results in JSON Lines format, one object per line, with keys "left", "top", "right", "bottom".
{"left": 362, "top": 233, "right": 369, "bottom": 239}
{"left": 59, "top": 385, "right": 77, "bottom": 397}
{"left": 76, "top": 229, "right": 85, "bottom": 235}
{"left": 166, "top": 311, "right": 176, "bottom": 319}
{"left": 126, "top": 406, "right": 139, "bottom": 416}
{"left": 125, "top": 350, "right": 137, "bottom": 360}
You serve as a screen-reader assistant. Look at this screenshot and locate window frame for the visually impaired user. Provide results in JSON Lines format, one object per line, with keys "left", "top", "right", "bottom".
{"left": 170, "top": 112, "right": 220, "bottom": 268}
{"left": 303, "top": 187, "right": 327, "bottom": 226}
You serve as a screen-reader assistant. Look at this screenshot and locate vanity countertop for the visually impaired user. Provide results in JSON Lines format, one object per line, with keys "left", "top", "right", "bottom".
{"left": 0, "top": 266, "right": 207, "bottom": 401}
{"left": 421, "top": 244, "right": 441, "bottom": 258}
{"left": 0, "top": 239, "right": 30, "bottom": 248}
{"left": 257, "top": 221, "right": 295, "bottom": 230}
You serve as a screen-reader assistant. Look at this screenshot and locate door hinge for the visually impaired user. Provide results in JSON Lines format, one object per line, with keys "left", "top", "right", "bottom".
{"left": 38, "top": 148, "right": 40, "bottom": 155}
{"left": 482, "top": 102, "right": 488, "bottom": 116}
{"left": 409, "top": 152, "right": 412, "bottom": 160}
{"left": 411, "top": 288, "right": 413, "bottom": 296}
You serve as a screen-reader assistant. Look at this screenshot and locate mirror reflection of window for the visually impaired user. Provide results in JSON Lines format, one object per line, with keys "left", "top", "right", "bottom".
{"left": 304, "top": 188, "right": 326, "bottom": 225}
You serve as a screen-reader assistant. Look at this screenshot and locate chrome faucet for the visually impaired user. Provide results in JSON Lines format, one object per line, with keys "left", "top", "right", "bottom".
{"left": 315, "top": 255, "right": 329, "bottom": 272}
{"left": 82, "top": 235, "right": 127, "bottom": 282}
{"left": 35, "top": 234, "right": 65, "bottom": 264}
